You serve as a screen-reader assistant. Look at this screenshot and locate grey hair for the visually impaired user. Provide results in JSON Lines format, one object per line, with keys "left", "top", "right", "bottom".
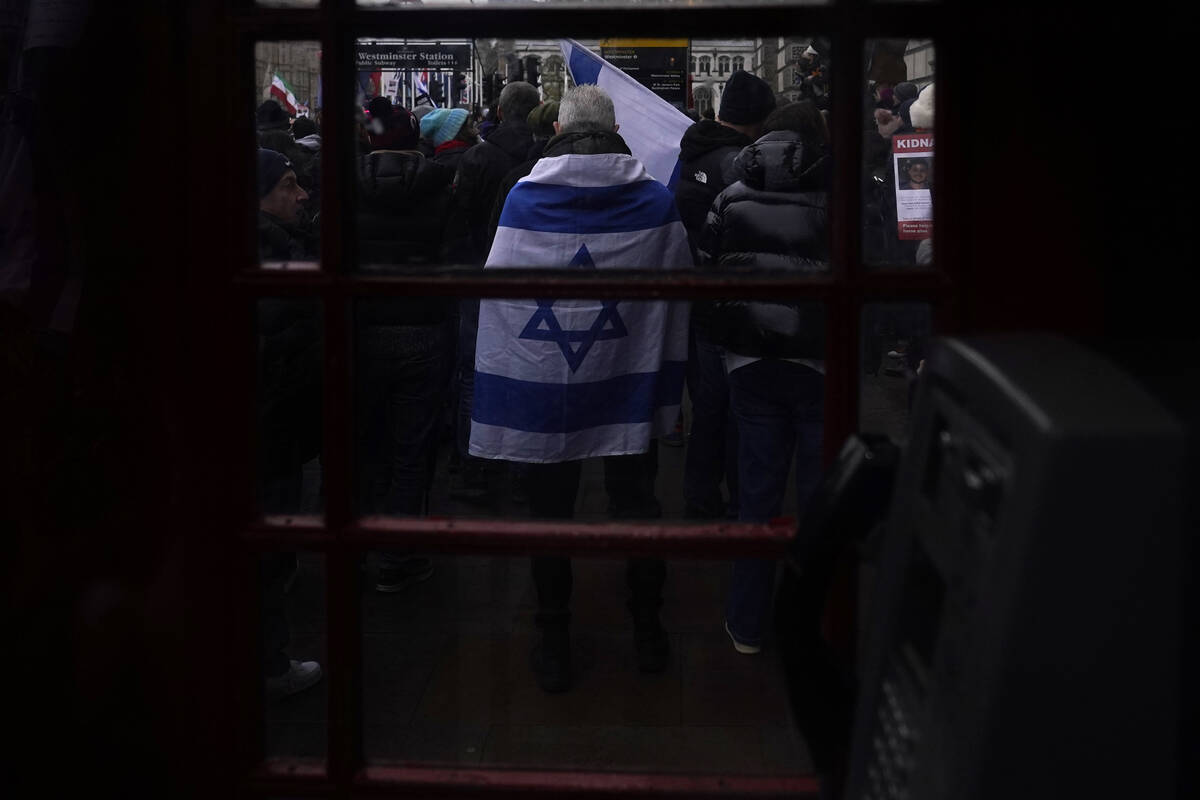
{"left": 557, "top": 85, "right": 616, "bottom": 134}
{"left": 498, "top": 81, "right": 540, "bottom": 122}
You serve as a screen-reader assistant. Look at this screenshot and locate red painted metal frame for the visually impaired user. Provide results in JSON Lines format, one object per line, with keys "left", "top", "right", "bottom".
{"left": 246, "top": 517, "right": 797, "bottom": 557}
{"left": 231, "top": 0, "right": 954, "bottom": 796}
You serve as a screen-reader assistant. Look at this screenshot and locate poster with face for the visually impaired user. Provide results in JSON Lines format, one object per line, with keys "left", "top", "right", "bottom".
{"left": 893, "top": 134, "right": 934, "bottom": 240}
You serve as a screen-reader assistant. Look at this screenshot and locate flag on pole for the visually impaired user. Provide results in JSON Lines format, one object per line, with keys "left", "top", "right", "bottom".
{"left": 559, "top": 38, "right": 693, "bottom": 189}
{"left": 270, "top": 72, "right": 299, "bottom": 115}
{"left": 413, "top": 69, "right": 429, "bottom": 99}
{"left": 469, "top": 152, "right": 692, "bottom": 464}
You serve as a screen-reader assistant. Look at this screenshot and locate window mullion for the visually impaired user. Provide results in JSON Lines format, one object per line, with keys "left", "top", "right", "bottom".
{"left": 320, "top": 0, "right": 364, "bottom": 787}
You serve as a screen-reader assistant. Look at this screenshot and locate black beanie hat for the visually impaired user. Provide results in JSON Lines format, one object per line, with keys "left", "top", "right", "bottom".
{"left": 717, "top": 70, "right": 776, "bottom": 125}
{"left": 292, "top": 116, "right": 317, "bottom": 139}
{"left": 893, "top": 82, "right": 919, "bottom": 104}
{"left": 256, "top": 99, "right": 290, "bottom": 132}
{"left": 257, "top": 148, "right": 292, "bottom": 198}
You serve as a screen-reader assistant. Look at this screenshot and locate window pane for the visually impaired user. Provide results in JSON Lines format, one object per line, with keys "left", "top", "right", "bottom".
{"left": 859, "top": 302, "right": 931, "bottom": 444}
{"left": 351, "top": 36, "right": 831, "bottom": 276}
{"left": 261, "top": 552, "right": 327, "bottom": 761}
{"left": 258, "top": 297, "right": 324, "bottom": 519}
{"left": 254, "top": 41, "right": 322, "bottom": 270}
{"left": 355, "top": 294, "right": 826, "bottom": 526}
{"left": 361, "top": 554, "right": 813, "bottom": 774}
{"left": 862, "top": 39, "right": 935, "bottom": 269}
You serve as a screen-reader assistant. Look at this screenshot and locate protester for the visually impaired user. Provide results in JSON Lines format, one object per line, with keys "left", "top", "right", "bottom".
{"left": 673, "top": 69, "right": 776, "bottom": 522}
{"left": 256, "top": 145, "right": 322, "bottom": 700}
{"left": 698, "top": 101, "right": 831, "bottom": 655}
{"left": 486, "top": 100, "right": 560, "bottom": 247}
{"left": 355, "top": 96, "right": 454, "bottom": 592}
{"left": 446, "top": 81, "right": 540, "bottom": 504}
{"left": 420, "top": 107, "right": 476, "bottom": 172}
{"left": 471, "top": 85, "right": 692, "bottom": 693}
{"left": 257, "top": 148, "right": 313, "bottom": 262}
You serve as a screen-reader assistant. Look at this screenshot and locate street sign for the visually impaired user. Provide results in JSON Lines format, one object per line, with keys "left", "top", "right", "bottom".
{"left": 599, "top": 38, "right": 689, "bottom": 107}
{"left": 356, "top": 43, "right": 471, "bottom": 72}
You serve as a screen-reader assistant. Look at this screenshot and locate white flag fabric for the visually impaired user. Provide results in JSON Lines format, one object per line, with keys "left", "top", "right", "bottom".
{"left": 469, "top": 151, "right": 693, "bottom": 464}
{"left": 270, "top": 73, "right": 298, "bottom": 115}
{"left": 559, "top": 39, "right": 692, "bottom": 190}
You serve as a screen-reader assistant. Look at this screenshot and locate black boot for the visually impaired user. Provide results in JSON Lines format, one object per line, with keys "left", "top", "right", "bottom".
{"left": 530, "top": 626, "right": 571, "bottom": 693}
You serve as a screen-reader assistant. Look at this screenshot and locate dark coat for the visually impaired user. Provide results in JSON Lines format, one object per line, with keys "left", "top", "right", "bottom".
{"left": 486, "top": 136, "right": 553, "bottom": 244}
{"left": 698, "top": 130, "right": 831, "bottom": 360}
{"left": 257, "top": 210, "right": 315, "bottom": 262}
{"left": 447, "top": 120, "right": 533, "bottom": 264}
{"left": 673, "top": 120, "right": 751, "bottom": 258}
{"left": 357, "top": 149, "right": 454, "bottom": 266}
{"left": 356, "top": 149, "right": 456, "bottom": 325}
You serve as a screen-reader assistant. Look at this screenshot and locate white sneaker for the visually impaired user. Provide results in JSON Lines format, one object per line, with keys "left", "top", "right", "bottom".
{"left": 265, "top": 659, "right": 322, "bottom": 701}
{"left": 724, "top": 620, "right": 762, "bottom": 655}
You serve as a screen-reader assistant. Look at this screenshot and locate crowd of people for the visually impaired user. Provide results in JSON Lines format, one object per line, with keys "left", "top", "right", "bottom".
{"left": 254, "top": 59, "right": 930, "bottom": 709}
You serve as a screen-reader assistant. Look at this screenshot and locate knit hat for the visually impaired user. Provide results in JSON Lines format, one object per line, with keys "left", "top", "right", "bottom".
{"left": 412, "top": 103, "right": 436, "bottom": 121}
{"left": 366, "top": 97, "right": 420, "bottom": 150}
{"left": 717, "top": 70, "right": 776, "bottom": 125}
{"left": 291, "top": 116, "right": 317, "bottom": 139}
{"left": 257, "top": 148, "right": 292, "bottom": 198}
{"left": 909, "top": 83, "right": 934, "bottom": 130}
{"left": 420, "top": 107, "right": 469, "bottom": 147}
{"left": 256, "top": 100, "right": 291, "bottom": 132}
{"left": 893, "top": 82, "right": 919, "bottom": 104}
{"left": 526, "top": 100, "right": 560, "bottom": 138}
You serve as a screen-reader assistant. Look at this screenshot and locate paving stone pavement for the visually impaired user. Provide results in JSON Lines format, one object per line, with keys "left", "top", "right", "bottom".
{"left": 264, "top": 367, "right": 916, "bottom": 774}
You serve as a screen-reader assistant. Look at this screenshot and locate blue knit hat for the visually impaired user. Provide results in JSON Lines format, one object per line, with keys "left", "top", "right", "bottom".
{"left": 420, "top": 107, "right": 469, "bottom": 147}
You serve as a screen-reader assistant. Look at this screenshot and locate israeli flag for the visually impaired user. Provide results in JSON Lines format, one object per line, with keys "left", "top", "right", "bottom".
{"left": 560, "top": 38, "right": 692, "bottom": 190}
{"left": 469, "top": 152, "right": 693, "bottom": 464}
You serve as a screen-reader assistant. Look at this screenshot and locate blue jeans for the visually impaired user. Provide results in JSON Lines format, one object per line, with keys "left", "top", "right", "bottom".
{"left": 725, "top": 359, "right": 824, "bottom": 646}
{"left": 683, "top": 330, "right": 739, "bottom": 519}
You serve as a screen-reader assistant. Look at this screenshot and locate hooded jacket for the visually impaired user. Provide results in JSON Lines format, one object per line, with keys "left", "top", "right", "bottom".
{"left": 673, "top": 120, "right": 752, "bottom": 257}
{"left": 698, "top": 130, "right": 831, "bottom": 360}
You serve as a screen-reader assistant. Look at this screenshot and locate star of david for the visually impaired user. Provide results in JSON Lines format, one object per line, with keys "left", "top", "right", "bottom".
{"left": 519, "top": 245, "right": 628, "bottom": 373}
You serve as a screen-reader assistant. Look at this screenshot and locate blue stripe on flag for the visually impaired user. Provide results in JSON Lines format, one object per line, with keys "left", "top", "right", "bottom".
{"left": 500, "top": 180, "right": 680, "bottom": 234}
{"left": 473, "top": 362, "right": 687, "bottom": 434}
{"left": 568, "top": 45, "right": 602, "bottom": 85}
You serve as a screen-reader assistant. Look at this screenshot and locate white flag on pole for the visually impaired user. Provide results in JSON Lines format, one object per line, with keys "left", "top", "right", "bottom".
{"left": 559, "top": 38, "right": 692, "bottom": 189}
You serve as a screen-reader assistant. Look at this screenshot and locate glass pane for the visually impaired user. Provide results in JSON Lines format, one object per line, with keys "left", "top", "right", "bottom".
{"left": 254, "top": 41, "right": 322, "bottom": 269}
{"left": 862, "top": 39, "right": 935, "bottom": 269}
{"left": 257, "top": 297, "right": 324, "bottom": 519}
{"left": 361, "top": 554, "right": 813, "bottom": 774}
{"left": 350, "top": 36, "right": 831, "bottom": 276}
{"left": 355, "top": 294, "right": 826, "bottom": 526}
{"left": 859, "top": 302, "right": 931, "bottom": 444}
{"left": 261, "top": 552, "right": 327, "bottom": 761}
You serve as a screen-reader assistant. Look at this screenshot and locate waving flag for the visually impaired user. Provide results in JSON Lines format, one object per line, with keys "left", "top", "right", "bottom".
{"left": 470, "top": 152, "right": 693, "bottom": 464}
{"left": 270, "top": 73, "right": 299, "bottom": 115}
{"left": 559, "top": 38, "right": 692, "bottom": 189}
{"left": 413, "top": 69, "right": 429, "bottom": 100}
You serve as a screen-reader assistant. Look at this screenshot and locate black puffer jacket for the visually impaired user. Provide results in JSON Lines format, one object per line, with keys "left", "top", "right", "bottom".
{"left": 357, "top": 149, "right": 454, "bottom": 265}
{"left": 357, "top": 149, "right": 456, "bottom": 325}
{"left": 699, "top": 130, "right": 831, "bottom": 360}
{"left": 673, "top": 120, "right": 751, "bottom": 257}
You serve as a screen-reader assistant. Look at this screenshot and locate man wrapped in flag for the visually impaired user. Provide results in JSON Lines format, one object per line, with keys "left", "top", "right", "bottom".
{"left": 469, "top": 85, "right": 692, "bottom": 693}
